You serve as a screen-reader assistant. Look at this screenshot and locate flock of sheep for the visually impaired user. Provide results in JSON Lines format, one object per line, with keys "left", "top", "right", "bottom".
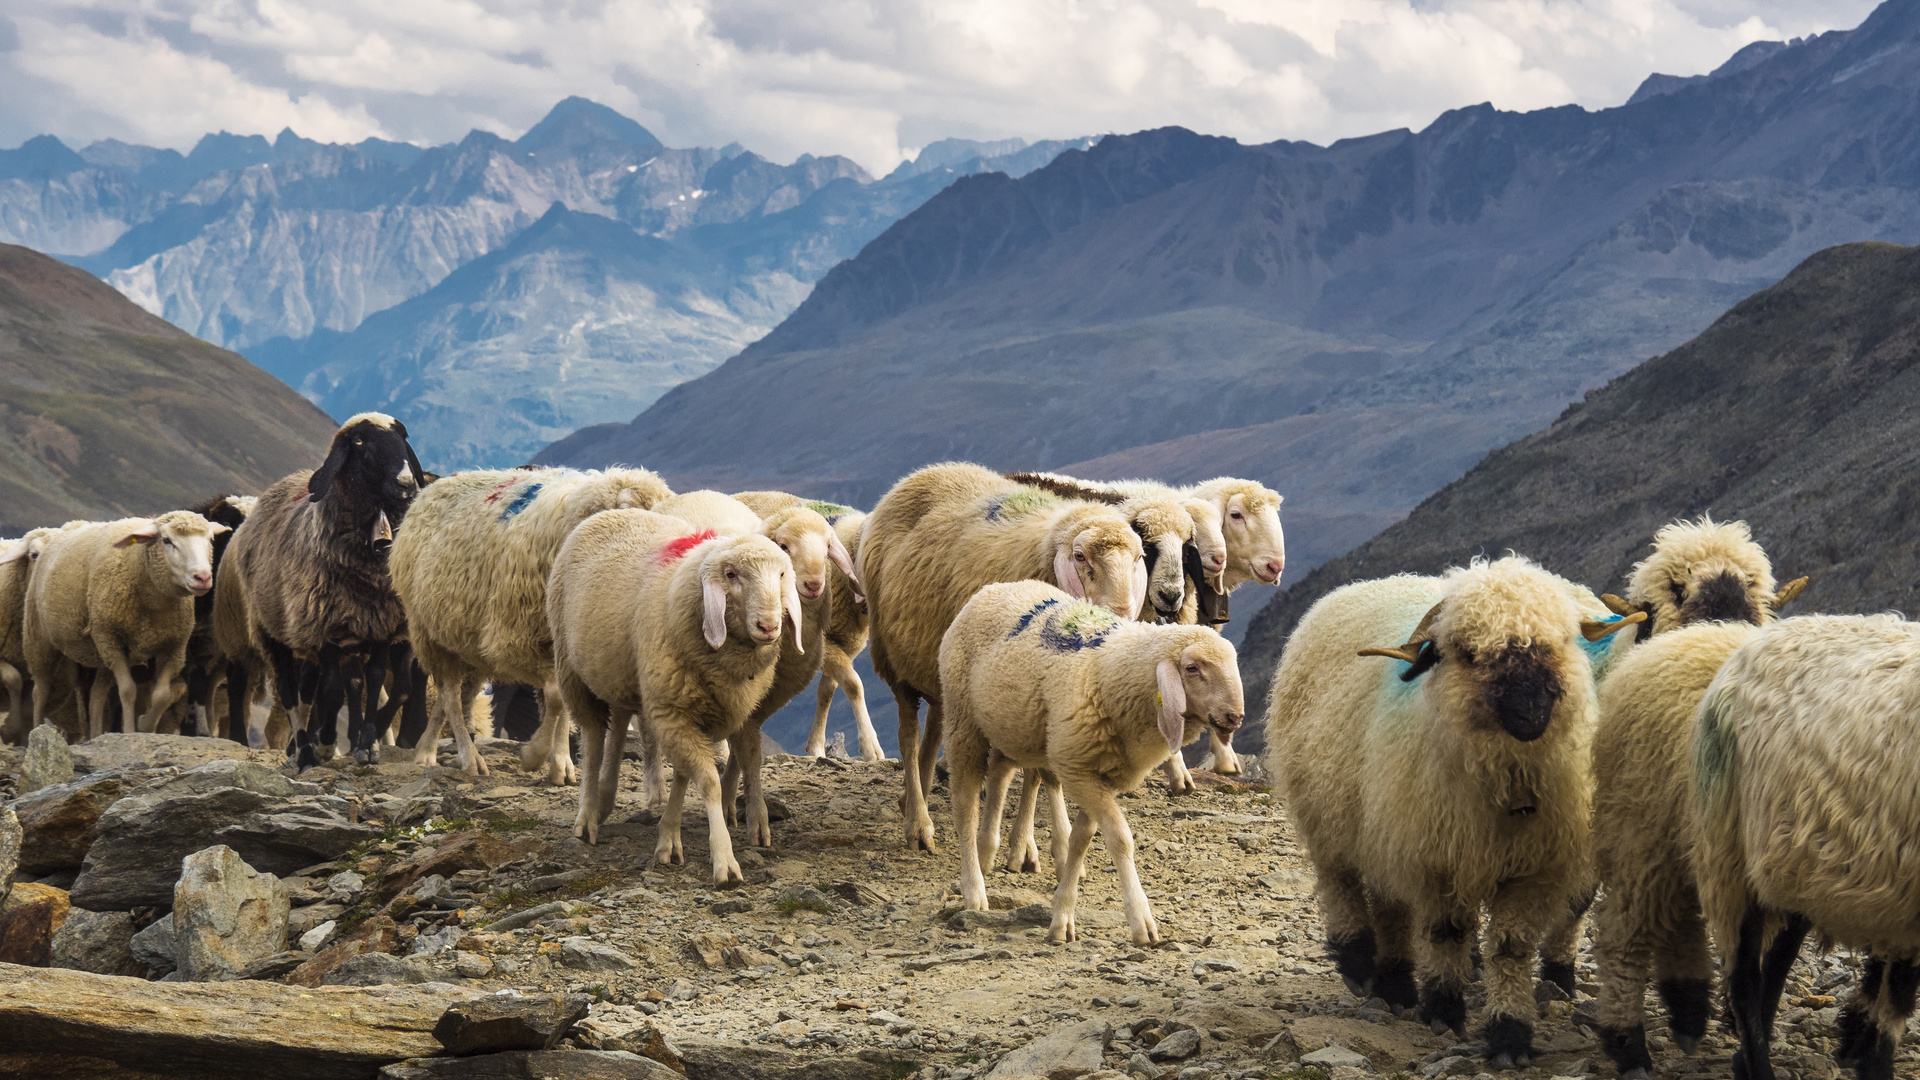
{"left": 1, "top": 411, "right": 1915, "bottom": 1080}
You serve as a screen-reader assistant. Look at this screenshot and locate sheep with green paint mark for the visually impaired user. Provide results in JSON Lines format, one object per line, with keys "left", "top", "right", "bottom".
{"left": 939, "top": 578, "right": 1243, "bottom": 944}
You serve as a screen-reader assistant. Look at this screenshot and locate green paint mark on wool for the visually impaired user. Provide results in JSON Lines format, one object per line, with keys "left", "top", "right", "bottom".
{"left": 1059, "top": 602, "right": 1118, "bottom": 638}
{"left": 1693, "top": 683, "right": 1739, "bottom": 809}
{"left": 988, "top": 487, "right": 1059, "bottom": 521}
{"left": 804, "top": 500, "right": 855, "bottom": 517}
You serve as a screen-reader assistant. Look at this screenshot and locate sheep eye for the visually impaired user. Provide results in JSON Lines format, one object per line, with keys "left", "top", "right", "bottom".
{"left": 1074, "top": 552, "right": 1087, "bottom": 562}
{"left": 779, "top": 543, "right": 790, "bottom": 553}
{"left": 162, "top": 537, "right": 174, "bottom": 547}
{"left": 1230, "top": 511, "right": 1243, "bottom": 520}
{"left": 1185, "top": 664, "right": 1200, "bottom": 674}
{"left": 725, "top": 569, "right": 737, "bottom": 581}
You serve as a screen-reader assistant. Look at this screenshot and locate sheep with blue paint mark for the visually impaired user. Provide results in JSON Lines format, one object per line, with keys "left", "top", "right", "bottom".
{"left": 1690, "top": 614, "right": 1920, "bottom": 1080}
{"left": 1264, "top": 556, "right": 1641, "bottom": 1069}
{"left": 939, "top": 578, "right": 1243, "bottom": 944}
{"left": 390, "top": 464, "right": 672, "bottom": 779}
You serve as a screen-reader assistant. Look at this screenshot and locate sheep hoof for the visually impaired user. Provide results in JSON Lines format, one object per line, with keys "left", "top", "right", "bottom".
{"left": 1490, "top": 1054, "right": 1514, "bottom": 1071}
{"left": 1622, "top": 1070, "right": 1651, "bottom": 1080}
{"left": 353, "top": 748, "right": 372, "bottom": 765}
{"left": 1341, "top": 975, "right": 1370, "bottom": 998}
{"left": 1674, "top": 1035, "right": 1699, "bottom": 1055}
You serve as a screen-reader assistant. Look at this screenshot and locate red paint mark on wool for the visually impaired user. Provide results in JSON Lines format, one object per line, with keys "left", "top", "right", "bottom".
{"left": 481, "top": 478, "right": 517, "bottom": 504}
{"left": 657, "top": 530, "right": 718, "bottom": 564}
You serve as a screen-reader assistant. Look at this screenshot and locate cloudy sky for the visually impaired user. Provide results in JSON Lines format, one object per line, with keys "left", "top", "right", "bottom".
{"left": 0, "top": 0, "right": 1881, "bottom": 174}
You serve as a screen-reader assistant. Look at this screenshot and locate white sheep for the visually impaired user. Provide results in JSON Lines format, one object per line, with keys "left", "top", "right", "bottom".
{"left": 19, "top": 513, "right": 228, "bottom": 738}
{"left": 548, "top": 508, "right": 800, "bottom": 883}
{"left": 860, "top": 463, "right": 1146, "bottom": 852}
{"left": 1, "top": 526, "right": 74, "bottom": 744}
{"left": 1600, "top": 515, "right": 1806, "bottom": 637}
{"left": 1692, "top": 614, "right": 1920, "bottom": 1080}
{"left": 1265, "top": 556, "right": 1639, "bottom": 1069}
{"left": 735, "top": 493, "right": 883, "bottom": 761}
{"left": 390, "top": 465, "right": 671, "bottom": 780}
{"left": 941, "top": 579, "right": 1244, "bottom": 944}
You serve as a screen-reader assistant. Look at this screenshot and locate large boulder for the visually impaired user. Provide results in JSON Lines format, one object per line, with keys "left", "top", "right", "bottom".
{"left": 48, "top": 908, "right": 143, "bottom": 977}
{"left": 129, "top": 912, "right": 178, "bottom": 977}
{"left": 68, "top": 732, "right": 263, "bottom": 774}
{"left": 987, "top": 1020, "right": 1113, "bottom": 1080}
{"left": 323, "top": 952, "right": 428, "bottom": 987}
{"left": 19, "top": 724, "right": 73, "bottom": 795}
{"left": 171, "top": 846, "right": 291, "bottom": 982}
{"left": 432, "top": 994, "right": 592, "bottom": 1055}
{"left": 9, "top": 771, "right": 137, "bottom": 874}
{"left": 0, "top": 884, "right": 70, "bottom": 966}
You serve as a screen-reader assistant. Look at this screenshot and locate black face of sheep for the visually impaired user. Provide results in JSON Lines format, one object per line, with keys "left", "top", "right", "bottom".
{"left": 308, "top": 416, "right": 425, "bottom": 553}
{"left": 1475, "top": 643, "right": 1564, "bottom": 742}
{"left": 1677, "top": 570, "right": 1761, "bottom": 626}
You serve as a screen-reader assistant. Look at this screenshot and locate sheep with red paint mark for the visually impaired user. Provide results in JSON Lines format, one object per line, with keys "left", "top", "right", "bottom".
{"left": 548, "top": 509, "right": 800, "bottom": 882}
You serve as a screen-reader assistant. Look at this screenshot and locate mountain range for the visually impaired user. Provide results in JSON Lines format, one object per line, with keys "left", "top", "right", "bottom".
{"left": 0, "top": 242, "right": 335, "bottom": 533}
{"left": 0, "top": 99, "right": 1093, "bottom": 468}
{"left": 542, "top": 0, "right": 1920, "bottom": 578}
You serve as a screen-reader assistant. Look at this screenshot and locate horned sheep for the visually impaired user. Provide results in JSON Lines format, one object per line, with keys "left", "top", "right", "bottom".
{"left": 734, "top": 492, "right": 882, "bottom": 761}
{"left": 389, "top": 465, "right": 672, "bottom": 780}
{"left": 548, "top": 508, "right": 800, "bottom": 884}
{"left": 859, "top": 462, "right": 1145, "bottom": 852}
{"left": 18, "top": 512, "right": 228, "bottom": 738}
{"left": 1265, "top": 556, "right": 1640, "bottom": 1067}
{"left": 941, "top": 579, "right": 1244, "bottom": 944}
{"left": 1691, "top": 614, "right": 1920, "bottom": 1080}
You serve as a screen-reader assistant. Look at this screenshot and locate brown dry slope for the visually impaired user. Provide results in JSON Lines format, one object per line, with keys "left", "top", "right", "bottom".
{"left": 1237, "top": 240, "right": 1920, "bottom": 737}
{"left": 0, "top": 243, "right": 336, "bottom": 532}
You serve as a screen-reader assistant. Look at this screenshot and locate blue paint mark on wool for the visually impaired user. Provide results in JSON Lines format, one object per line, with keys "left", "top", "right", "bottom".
{"left": 1006, "top": 598, "right": 1060, "bottom": 639}
{"left": 499, "top": 483, "right": 544, "bottom": 521}
{"left": 985, "top": 495, "right": 1006, "bottom": 522}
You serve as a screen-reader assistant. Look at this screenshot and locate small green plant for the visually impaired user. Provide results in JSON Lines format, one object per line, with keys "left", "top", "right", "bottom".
{"left": 776, "top": 896, "right": 836, "bottom": 916}
{"left": 485, "top": 816, "right": 543, "bottom": 835}
{"left": 560, "top": 869, "right": 617, "bottom": 897}
{"left": 484, "top": 887, "right": 531, "bottom": 911}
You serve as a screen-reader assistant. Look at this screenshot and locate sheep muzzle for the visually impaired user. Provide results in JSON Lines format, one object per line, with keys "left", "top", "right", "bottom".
{"left": 1682, "top": 570, "right": 1761, "bottom": 626}
{"left": 1481, "top": 644, "right": 1562, "bottom": 743}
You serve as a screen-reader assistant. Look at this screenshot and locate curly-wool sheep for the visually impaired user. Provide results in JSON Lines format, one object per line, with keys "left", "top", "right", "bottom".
{"left": 1692, "top": 615, "right": 1920, "bottom": 1080}
{"left": 1265, "top": 556, "right": 1640, "bottom": 1068}
{"left": 1604, "top": 516, "right": 1806, "bottom": 639}
{"left": 548, "top": 508, "right": 799, "bottom": 882}
{"left": 941, "top": 579, "right": 1244, "bottom": 944}
{"left": 735, "top": 491, "right": 882, "bottom": 761}
{"left": 219, "top": 413, "right": 426, "bottom": 768}
{"left": 20, "top": 512, "right": 228, "bottom": 738}
{"left": 390, "top": 465, "right": 671, "bottom": 779}
{"left": 860, "top": 462, "right": 1145, "bottom": 852}
{"left": 652, "top": 491, "right": 859, "bottom": 845}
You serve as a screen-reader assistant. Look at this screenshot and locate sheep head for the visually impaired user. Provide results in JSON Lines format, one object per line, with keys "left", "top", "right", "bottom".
{"left": 309, "top": 413, "right": 426, "bottom": 554}
{"left": 1625, "top": 516, "right": 1780, "bottom": 635}
{"left": 1192, "top": 479, "right": 1284, "bottom": 588}
{"left": 758, "top": 506, "right": 857, "bottom": 605}
{"left": 1153, "top": 631, "right": 1244, "bottom": 757}
{"left": 1182, "top": 497, "right": 1228, "bottom": 592}
{"left": 118, "top": 510, "right": 230, "bottom": 597}
{"left": 1123, "top": 497, "right": 1196, "bottom": 621}
{"left": 700, "top": 534, "right": 801, "bottom": 653}
{"left": 1051, "top": 507, "right": 1146, "bottom": 620}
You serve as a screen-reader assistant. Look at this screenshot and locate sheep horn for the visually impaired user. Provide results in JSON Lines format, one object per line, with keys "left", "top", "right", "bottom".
{"left": 1600, "top": 593, "right": 1643, "bottom": 617}
{"left": 1581, "top": 610, "right": 1647, "bottom": 641}
{"left": 1773, "top": 576, "right": 1808, "bottom": 609}
{"left": 1359, "top": 601, "right": 1444, "bottom": 661}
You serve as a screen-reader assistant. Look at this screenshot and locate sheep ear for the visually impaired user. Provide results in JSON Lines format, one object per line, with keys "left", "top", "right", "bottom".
{"left": 113, "top": 523, "right": 160, "bottom": 548}
{"left": 826, "top": 527, "right": 862, "bottom": 601}
{"left": 702, "top": 577, "right": 728, "bottom": 649}
{"left": 209, "top": 522, "right": 232, "bottom": 536}
{"left": 309, "top": 435, "right": 353, "bottom": 500}
{"left": 402, "top": 440, "right": 427, "bottom": 489}
{"left": 0, "top": 540, "right": 25, "bottom": 564}
{"left": 1155, "top": 659, "right": 1187, "bottom": 759}
{"left": 1054, "top": 545, "right": 1085, "bottom": 599}
{"left": 1773, "top": 576, "right": 1808, "bottom": 609}
{"left": 1130, "top": 556, "right": 1148, "bottom": 620}
{"left": 785, "top": 575, "right": 805, "bottom": 653}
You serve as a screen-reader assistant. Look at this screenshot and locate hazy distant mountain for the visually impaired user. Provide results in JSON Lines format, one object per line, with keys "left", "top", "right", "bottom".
{"left": 0, "top": 242, "right": 334, "bottom": 533}
{"left": 0, "top": 98, "right": 1093, "bottom": 469}
{"left": 543, "top": 0, "right": 1920, "bottom": 579}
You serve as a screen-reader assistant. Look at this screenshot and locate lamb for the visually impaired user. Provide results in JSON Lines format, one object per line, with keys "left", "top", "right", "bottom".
{"left": 1265, "top": 556, "right": 1641, "bottom": 1067}
{"left": 217, "top": 413, "right": 426, "bottom": 768}
{"left": 859, "top": 462, "right": 1146, "bottom": 852}
{"left": 547, "top": 508, "right": 800, "bottom": 883}
{"left": 1691, "top": 615, "right": 1920, "bottom": 1080}
{"left": 735, "top": 492, "right": 883, "bottom": 761}
{"left": 1600, "top": 516, "right": 1807, "bottom": 638}
{"left": 390, "top": 465, "right": 671, "bottom": 780}
{"left": 19, "top": 513, "right": 228, "bottom": 738}
{"left": 941, "top": 579, "right": 1245, "bottom": 944}
{"left": 651, "top": 491, "right": 859, "bottom": 846}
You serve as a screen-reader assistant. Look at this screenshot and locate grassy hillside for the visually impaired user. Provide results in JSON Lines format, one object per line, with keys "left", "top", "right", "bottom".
{"left": 0, "top": 243, "right": 336, "bottom": 532}
{"left": 1235, "top": 240, "right": 1920, "bottom": 753}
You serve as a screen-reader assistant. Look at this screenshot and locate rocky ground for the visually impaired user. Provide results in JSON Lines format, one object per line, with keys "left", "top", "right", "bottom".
{"left": 0, "top": 732, "right": 1910, "bottom": 1080}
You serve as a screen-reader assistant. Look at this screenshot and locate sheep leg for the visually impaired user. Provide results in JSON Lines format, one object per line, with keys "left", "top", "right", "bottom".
{"left": 1042, "top": 771, "right": 1074, "bottom": 878}
{"left": 353, "top": 643, "right": 388, "bottom": 762}
{"left": 396, "top": 660, "right": 431, "bottom": 749}
{"left": 1313, "top": 860, "right": 1377, "bottom": 998}
{"left": 1081, "top": 786, "right": 1156, "bottom": 945}
{"left": 1368, "top": 895, "right": 1418, "bottom": 1010}
{"left": 519, "top": 694, "right": 576, "bottom": 786}
{"left": 1160, "top": 750, "right": 1195, "bottom": 794}
{"left": 720, "top": 733, "right": 744, "bottom": 828}
{"left": 808, "top": 671, "right": 836, "bottom": 758}
{"left": 948, "top": 727, "right": 991, "bottom": 912}
{"left": 976, "top": 751, "right": 1019, "bottom": 879}
{"left": 1592, "top": 883, "right": 1658, "bottom": 1079}
{"left": 1047, "top": 806, "right": 1098, "bottom": 944}
{"left": 1650, "top": 894, "right": 1712, "bottom": 1057}
{"left": 221, "top": 661, "right": 250, "bottom": 743}
{"left": 657, "top": 772, "right": 689, "bottom": 865}
{"left": 1483, "top": 878, "right": 1559, "bottom": 1069}
{"left": 184, "top": 664, "right": 210, "bottom": 737}
{"left": 1416, "top": 898, "right": 1476, "bottom": 1039}
{"left": 86, "top": 668, "right": 112, "bottom": 740}
{"left": 453, "top": 676, "right": 487, "bottom": 775}
{"left": 136, "top": 650, "right": 188, "bottom": 734}
{"left": 1, "top": 662, "right": 26, "bottom": 744}
{"left": 596, "top": 709, "right": 629, "bottom": 828}
{"left": 1205, "top": 727, "right": 1240, "bottom": 775}
{"left": 301, "top": 646, "right": 345, "bottom": 766}
{"left": 736, "top": 721, "right": 773, "bottom": 848}
{"left": 1538, "top": 883, "right": 1593, "bottom": 1002}
{"left": 829, "top": 650, "right": 883, "bottom": 761}
{"left": 639, "top": 715, "right": 667, "bottom": 811}
{"left": 98, "top": 647, "right": 143, "bottom": 737}
{"left": 571, "top": 708, "right": 608, "bottom": 844}
{"left": 1726, "top": 904, "right": 1783, "bottom": 1080}
{"left": 1837, "top": 955, "right": 1917, "bottom": 1080}
{"left": 420, "top": 669, "right": 463, "bottom": 770}
{"left": 895, "top": 690, "right": 937, "bottom": 851}
{"left": 1003, "top": 769, "right": 1042, "bottom": 874}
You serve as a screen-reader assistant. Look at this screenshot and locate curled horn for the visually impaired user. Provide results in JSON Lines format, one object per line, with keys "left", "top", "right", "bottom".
{"left": 1581, "top": 610, "right": 1647, "bottom": 641}
{"left": 1772, "top": 576, "right": 1808, "bottom": 609}
{"left": 1600, "top": 593, "right": 1644, "bottom": 617}
{"left": 1358, "top": 601, "right": 1444, "bottom": 663}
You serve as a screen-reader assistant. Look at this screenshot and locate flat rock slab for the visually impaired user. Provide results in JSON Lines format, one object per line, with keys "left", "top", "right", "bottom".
{"left": 383, "top": 1050, "right": 680, "bottom": 1079}
{"left": 676, "top": 1040, "right": 915, "bottom": 1080}
{"left": 987, "top": 1020, "right": 1113, "bottom": 1080}
{"left": 68, "top": 733, "right": 269, "bottom": 774}
{"left": 0, "top": 961, "right": 483, "bottom": 1079}
{"left": 10, "top": 772, "right": 136, "bottom": 873}
{"left": 432, "top": 993, "right": 592, "bottom": 1055}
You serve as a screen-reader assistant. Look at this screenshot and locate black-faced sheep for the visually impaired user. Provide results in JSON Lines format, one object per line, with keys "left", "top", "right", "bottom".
{"left": 20, "top": 513, "right": 228, "bottom": 738}
{"left": 217, "top": 413, "right": 425, "bottom": 768}
{"left": 548, "top": 509, "right": 799, "bottom": 882}
{"left": 1693, "top": 615, "right": 1920, "bottom": 1080}
{"left": 1602, "top": 516, "right": 1806, "bottom": 639}
{"left": 941, "top": 580, "right": 1244, "bottom": 944}
{"left": 389, "top": 465, "right": 671, "bottom": 779}
{"left": 1265, "top": 556, "right": 1640, "bottom": 1067}
{"left": 859, "top": 463, "right": 1145, "bottom": 852}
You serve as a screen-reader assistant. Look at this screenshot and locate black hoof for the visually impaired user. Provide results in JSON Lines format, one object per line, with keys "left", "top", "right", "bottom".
{"left": 1483, "top": 1014, "right": 1532, "bottom": 1067}
{"left": 1597, "top": 1023, "right": 1653, "bottom": 1076}
{"left": 1657, "top": 977, "right": 1711, "bottom": 1044}
{"left": 1372, "top": 956, "right": 1418, "bottom": 1009}
{"left": 1540, "top": 958, "right": 1576, "bottom": 998}
{"left": 1328, "top": 928, "right": 1377, "bottom": 996}
{"left": 1835, "top": 1006, "right": 1894, "bottom": 1077}
{"left": 1418, "top": 979, "right": 1467, "bottom": 1037}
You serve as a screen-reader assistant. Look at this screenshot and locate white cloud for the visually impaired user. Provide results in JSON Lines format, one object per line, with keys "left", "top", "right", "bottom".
{"left": 0, "top": 0, "right": 1882, "bottom": 173}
